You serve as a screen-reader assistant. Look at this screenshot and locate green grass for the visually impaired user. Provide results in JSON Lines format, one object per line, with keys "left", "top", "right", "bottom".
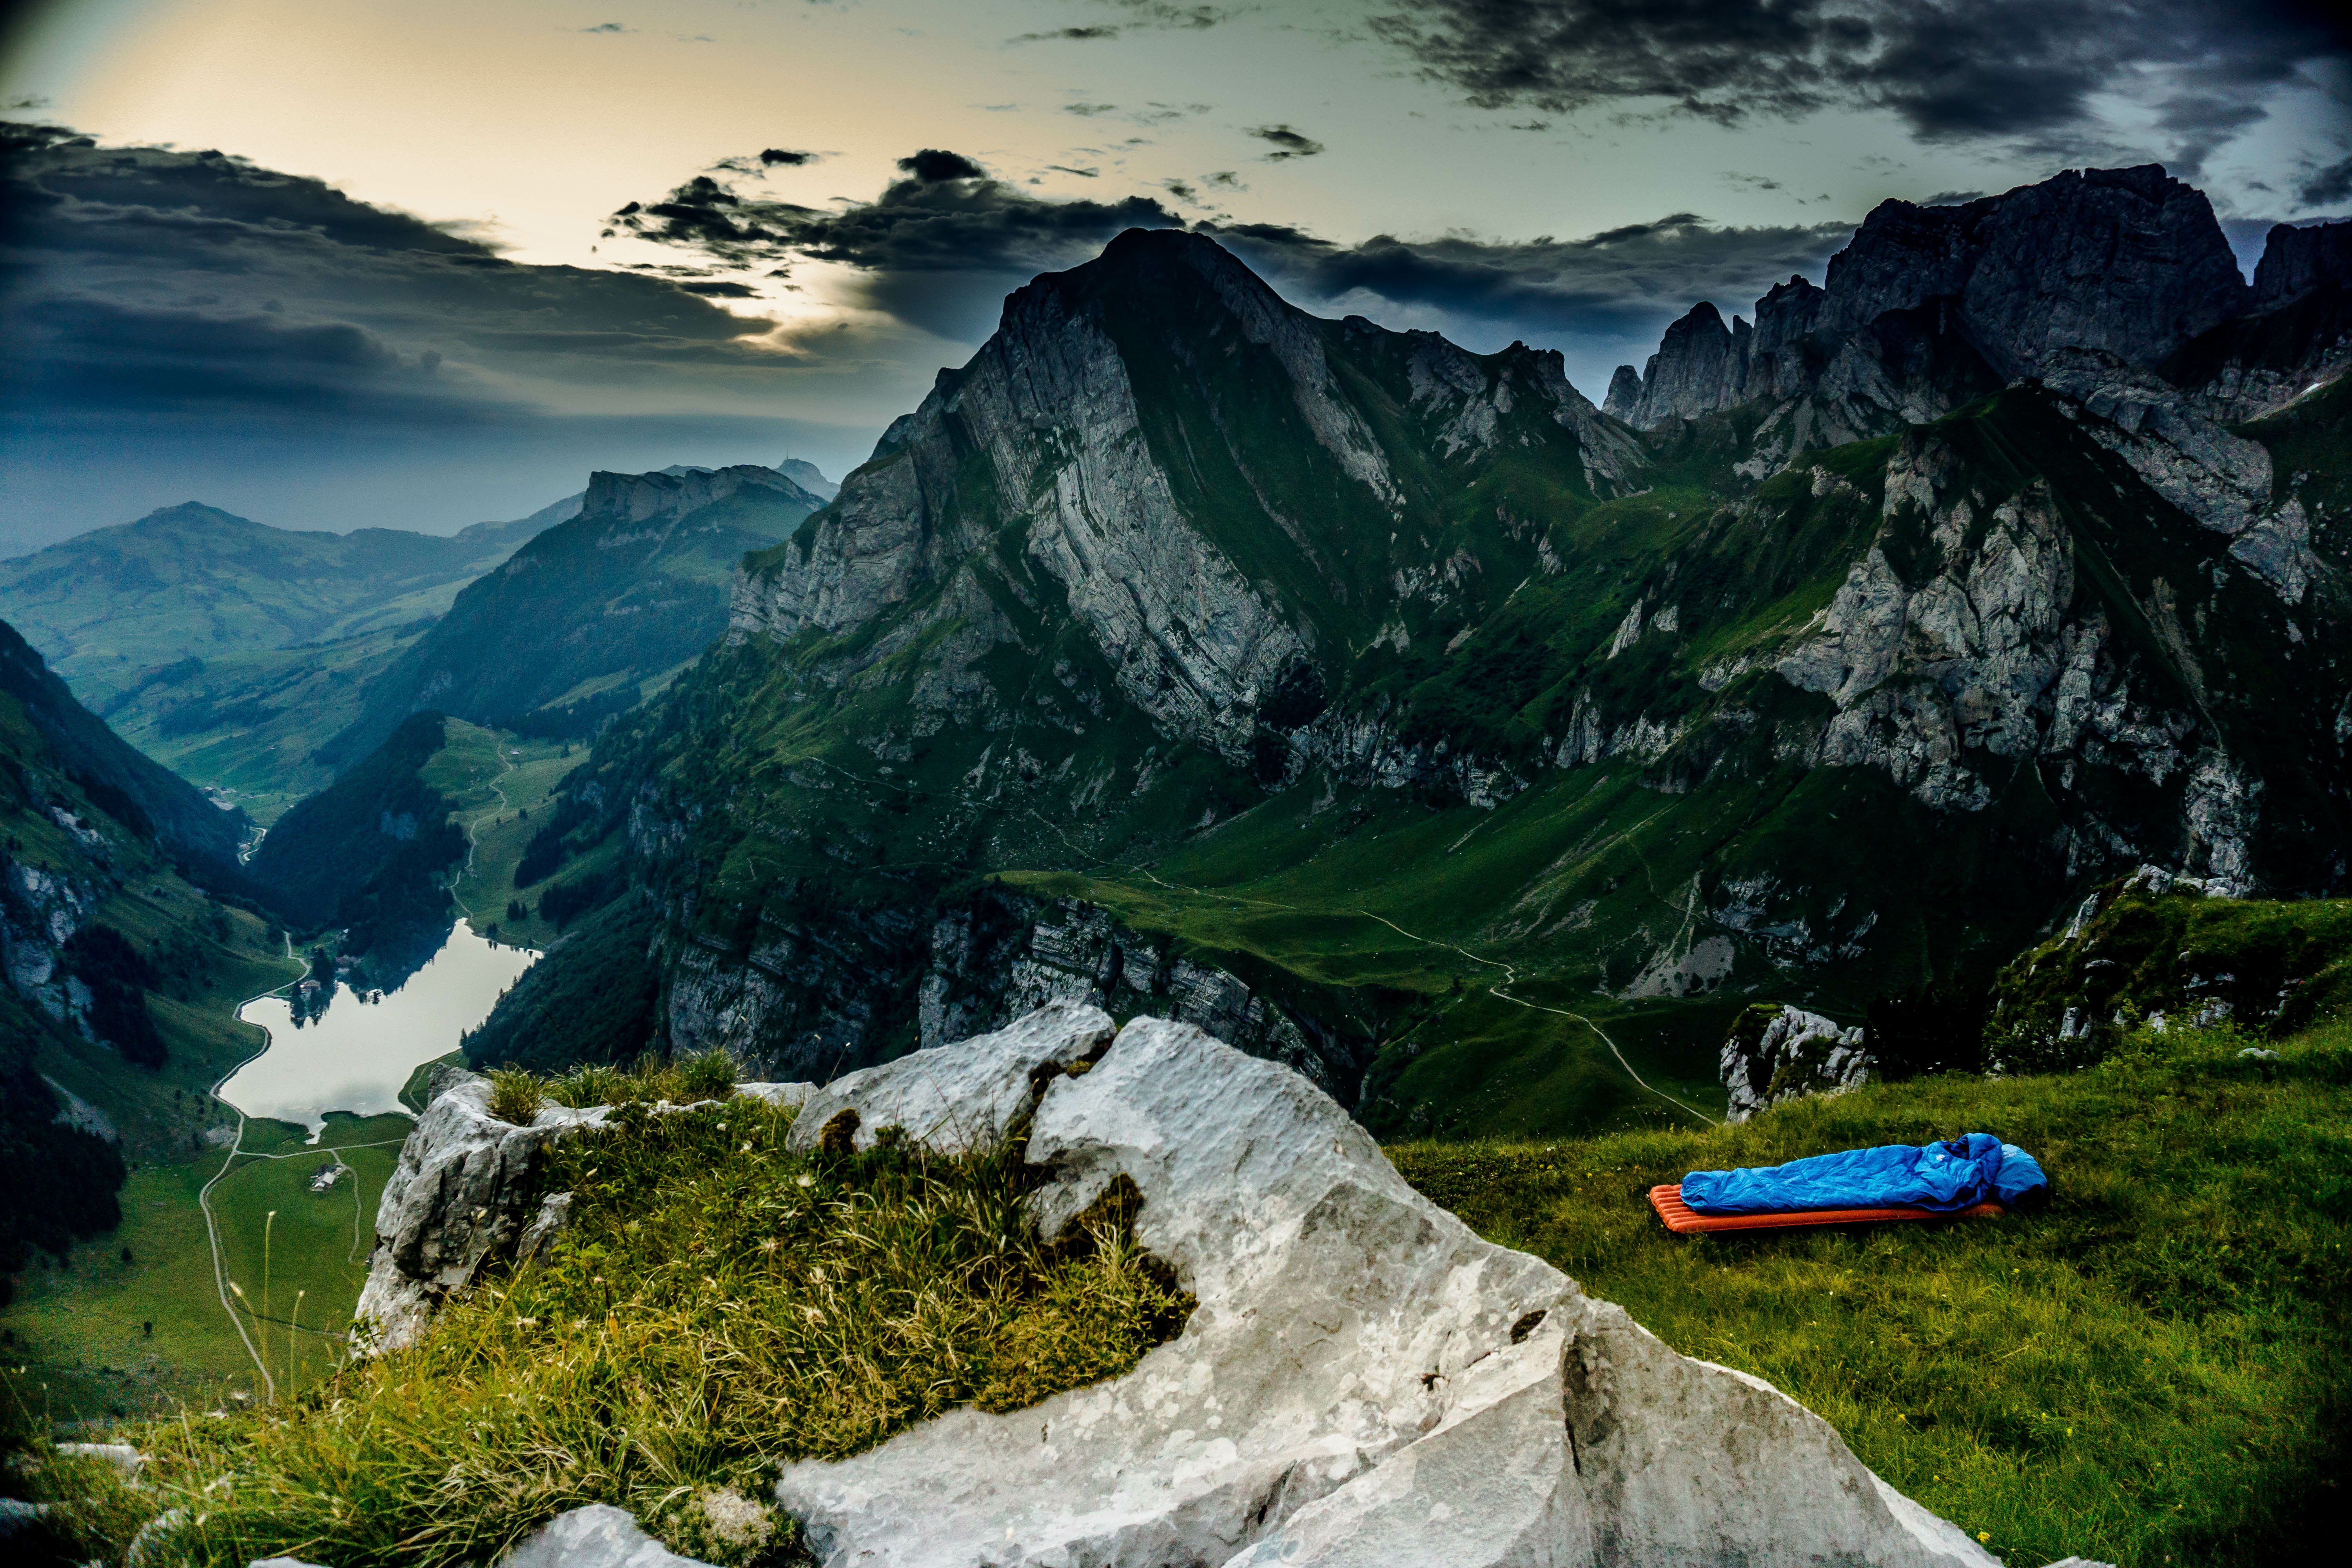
{"left": 21, "top": 866, "right": 301, "bottom": 1168}
{"left": 1388, "top": 1017, "right": 2352, "bottom": 1567}
{"left": 23, "top": 1078, "right": 1191, "bottom": 1566}
{"left": 205, "top": 1114, "right": 413, "bottom": 1399}
{"left": 436, "top": 725, "right": 588, "bottom": 949}
{"left": 0, "top": 1114, "right": 410, "bottom": 1425}
{"left": 102, "top": 626, "right": 425, "bottom": 826}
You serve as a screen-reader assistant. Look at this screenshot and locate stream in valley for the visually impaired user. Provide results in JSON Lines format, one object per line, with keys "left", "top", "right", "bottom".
{"left": 221, "top": 922, "right": 537, "bottom": 1134}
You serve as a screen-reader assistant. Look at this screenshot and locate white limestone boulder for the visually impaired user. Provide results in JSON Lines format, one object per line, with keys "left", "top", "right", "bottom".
{"left": 495, "top": 1503, "right": 715, "bottom": 1568}
{"left": 353, "top": 1069, "right": 610, "bottom": 1354}
{"left": 783, "top": 999, "right": 1112, "bottom": 1156}
{"left": 775, "top": 1013, "right": 2001, "bottom": 1568}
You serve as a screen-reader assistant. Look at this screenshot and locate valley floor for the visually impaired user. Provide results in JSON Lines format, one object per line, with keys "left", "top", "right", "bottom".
{"left": 0, "top": 1113, "right": 408, "bottom": 1423}
{"left": 1392, "top": 1016, "right": 2352, "bottom": 1566}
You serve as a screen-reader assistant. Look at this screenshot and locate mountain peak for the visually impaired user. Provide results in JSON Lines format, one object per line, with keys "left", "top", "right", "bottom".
{"left": 1825, "top": 162, "right": 2245, "bottom": 373}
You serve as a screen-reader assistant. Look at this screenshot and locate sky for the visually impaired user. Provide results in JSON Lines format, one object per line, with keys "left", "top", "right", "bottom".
{"left": 2, "top": 0, "right": 2348, "bottom": 552}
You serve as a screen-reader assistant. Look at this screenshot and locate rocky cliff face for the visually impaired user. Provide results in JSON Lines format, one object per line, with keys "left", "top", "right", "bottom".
{"left": 1818, "top": 165, "right": 2246, "bottom": 375}
{"left": 1608, "top": 166, "right": 2338, "bottom": 467}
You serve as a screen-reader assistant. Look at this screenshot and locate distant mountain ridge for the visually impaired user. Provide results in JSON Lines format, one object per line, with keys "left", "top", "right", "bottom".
{"left": 322, "top": 461, "right": 829, "bottom": 763}
{"left": 1602, "top": 169, "right": 2350, "bottom": 458}
{"left": 0, "top": 501, "right": 573, "bottom": 709}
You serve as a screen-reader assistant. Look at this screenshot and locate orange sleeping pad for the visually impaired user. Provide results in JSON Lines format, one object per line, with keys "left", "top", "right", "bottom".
{"left": 1649, "top": 1183, "right": 2004, "bottom": 1234}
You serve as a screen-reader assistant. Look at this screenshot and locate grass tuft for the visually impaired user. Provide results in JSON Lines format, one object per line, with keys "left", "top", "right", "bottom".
{"left": 27, "top": 1067, "right": 1193, "bottom": 1566}
{"left": 483, "top": 1066, "right": 544, "bottom": 1125}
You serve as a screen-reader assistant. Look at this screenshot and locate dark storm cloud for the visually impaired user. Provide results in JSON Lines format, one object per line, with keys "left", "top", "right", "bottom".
{"left": 1009, "top": 4, "right": 1228, "bottom": 43}
{"left": 898, "top": 149, "right": 989, "bottom": 182}
{"left": 2302, "top": 157, "right": 2352, "bottom": 208}
{"left": 612, "top": 153, "right": 1184, "bottom": 336}
{"left": 1207, "top": 213, "right": 1854, "bottom": 347}
{"left": 1011, "top": 25, "right": 1125, "bottom": 42}
{"left": 761, "top": 149, "right": 818, "bottom": 166}
{"left": 0, "top": 122, "right": 844, "bottom": 432}
{"left": 0, "top": 123, "right": 889, "bottom": 546}
{"left": 1368, "top": 0, "right": 2352, "bottom": 150}
{"left": 1247, "top": 125, "right": 1324, "bottom": 160}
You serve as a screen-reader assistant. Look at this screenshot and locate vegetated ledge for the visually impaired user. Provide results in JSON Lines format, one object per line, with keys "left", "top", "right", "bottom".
{"left": 13, "top": 1002, "right": 2151, "bottom": 1568}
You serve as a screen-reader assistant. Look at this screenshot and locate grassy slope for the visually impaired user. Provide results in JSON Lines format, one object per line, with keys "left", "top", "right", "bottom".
{"left": 102, "top": 624, "right": 424, "bottom": 827}
{"left": 1390, "top": 1017, "right": 2352, "bottom": 1567}
{"left": 577, "top": 361, "right": 2343, "bottom": 1141}
{"left": 433, "top": 723, "right": 588, "bottom": 948}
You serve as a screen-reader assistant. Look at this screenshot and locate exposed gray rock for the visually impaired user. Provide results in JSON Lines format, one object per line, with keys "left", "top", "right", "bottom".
{"left": 514, "top": 1191, "right": 574, "bottom": 1268}
{"left": 1602, "top": 363, "right": 1644, "bottom": 421}
{"left": 579, "top": 463, "right": 824, "bottom": 532}
{"left": 2038, "top": 348, "right": 2324, "bottom": 604}
{"left": 1619, "top": 301, "right": 1749, "bottom": 427}
{"left": 1620, "top": 166, "right": 2250, "bottom": 456}
{"left": 784, "top": 1000, "right": 1112, "bottom": 1156}
{"left": 54, "top": 1440, "right": 143, "bottom": 1476}
{"left": 1721, "top": 1003, "right": 1869, "bottom": 1123}
{"left": 1821, "top": 166, "right": 2245, "bottom": 376}
{"left": 737, "top": 1081, "right": 817, "bottom": 1111}
{"left": 495, "top": 1503, "right": 715, "bottom": 1568}
{"left": 775, "top": 1011, "right": 2004, "bottom": 1568}
{"left": 2252, "top": 219, "right": 2352, "bottom": 307}
{"left": 354, "top": 1069, "right": 610, "bottom": 1354}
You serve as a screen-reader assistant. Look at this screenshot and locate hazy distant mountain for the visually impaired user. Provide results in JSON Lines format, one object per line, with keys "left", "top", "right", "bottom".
{"left": 323, "top": 463, "right": 827, "bottom": 762}
{"left": 0, "top": 499, "right": 576, "bottom": 710}
{"left": 472, "top": 177, "right": 2347, "bottom": 1139}
{"left": 0, "top": 493, "right": 583, "bottom": 817}
{"left": 777, "top": 459, "right": 838, "bottom": 501}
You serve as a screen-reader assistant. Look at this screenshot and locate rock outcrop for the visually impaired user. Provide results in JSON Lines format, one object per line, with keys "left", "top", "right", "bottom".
{"left": 775, "top": 1011, "right": 2001, "bottom": 1567}
{"left": 2251, "top": 219, "right": 2352, "bottom": 309}
{"left": 1720, "top": 1003, "right": 1869, "bottom": 1123}
{"left": 1817, "top": 166, "right": 2245, "bottom": 376}
{"left": 355, "top": 1066, "right": 813, "bottom": 1353}
{"left": 353, "top": 1066, "right": 612, "bottom": 1353}
{"left": 1985, "top": 866, "right": 2352, "bottom": 1072}
{"left": 1610, "top": 166, "right": 2340, "bottom": 455}
{"left": 785, "top": 1000, "right": 1111, "bottom": 1156}
{"left": 1616, "top": 301, "right": 1749, "bottom": 427}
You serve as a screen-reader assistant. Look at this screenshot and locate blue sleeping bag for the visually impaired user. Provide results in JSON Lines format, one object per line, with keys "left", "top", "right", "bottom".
{"left": 1681, "top": 1134, "right": 2049, "bottom": 1217}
